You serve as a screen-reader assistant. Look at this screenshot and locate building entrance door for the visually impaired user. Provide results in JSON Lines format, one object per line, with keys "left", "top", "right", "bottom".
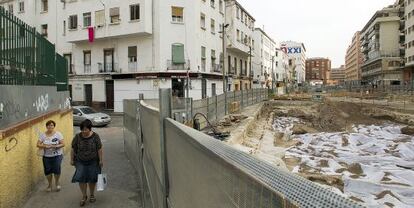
{"left": 84, "top": 84, "right": 92, "bottom": 107}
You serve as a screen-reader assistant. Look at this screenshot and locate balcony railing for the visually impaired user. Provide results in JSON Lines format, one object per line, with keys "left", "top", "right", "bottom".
{"left": 98, "top": 63, "right": 119, "bottom": 73}
{"left": 128, "top": 62, "right": 138, "bottom": 72}
{"left": 228, "top": 66, "right": 236, "bottom": 75}
{"left": 84, "top": 64, "right": 91, "bottom": 74}
{"left": 167, "top": 60, "right": 190, "bottom": 70}
{"left": 211, "top": 64, "right": 221, "bottom": 73}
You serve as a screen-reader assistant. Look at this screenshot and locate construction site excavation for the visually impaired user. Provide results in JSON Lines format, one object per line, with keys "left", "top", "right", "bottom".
{"left": 208, "top": 96, "right": 414, "bottom": 208}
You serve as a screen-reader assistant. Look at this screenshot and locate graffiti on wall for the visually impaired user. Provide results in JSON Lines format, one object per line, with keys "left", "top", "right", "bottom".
{"left": 0, "top": 100, "right": 23, "bottom": 119}
{"left": 33, "top": 94, "right": 49, "bottom": 112}
{"left": 4, "top": 137, "right": 18, "bottom": 152}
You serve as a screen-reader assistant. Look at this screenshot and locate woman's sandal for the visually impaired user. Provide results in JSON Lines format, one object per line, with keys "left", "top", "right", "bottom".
{"left": 80, "top": 196, "right": 87, "bottom": 207}
{"left": 89, "top": 195, "right": 96, "bottom": 203}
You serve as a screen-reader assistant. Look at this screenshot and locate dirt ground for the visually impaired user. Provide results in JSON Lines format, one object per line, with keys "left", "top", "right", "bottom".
{"left": 273, "top": 101, "right": 388, "bottom": 133}
{"left": 220, "top": 99, "right": 414, "bottom": 207}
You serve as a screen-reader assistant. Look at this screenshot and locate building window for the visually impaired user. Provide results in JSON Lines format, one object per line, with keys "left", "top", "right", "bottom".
{"left": 210, "top": 0, "right": 215, "bottom": 8}
{"left": 234, "top": 57, "right": 237, "bottom": 74}
{"left": 210, "top": 19, "right": 215, "bottom": 34}
{"left": 84, "top": 51, "right": 91, "bottom": 73}
{"left": 212, "top": 83, "right": 216, "bottom": 96}
{"left": 172, "top": 43, "right": 185, "bottom": 64}
{"left": 228, "top": 55, "right": 232, "bottom": 74}
{"left": 41, "top": 0, "right": 48, "bottom": 12}
{"left": 64, "top": 54, "right": 72, "bottom": 74}
{"left": 130, "top": 4, "right": 140, "bottom": 20}
{"left": 219, "top": 0, "right": 223, "bottom": 13}
{"left": 236, "top": 7, "right": 240, "bottom": 19}
{"left": 83, "top": 12, "right": 91, "bottom": 27}
{"left": 237, "top": 29, "right": 240, "bottom": 41}
{"left": 172, "top": 7, "right": 184, "bottom": 23}
{"left": 240, "top": 59, "right": 243, "bottom": 75}
{"left": 18, "top": 1, "right": 24, "bottom": 13}
{"left": 8, "top": 4, "right": 13, "bottom": 14}
{"left": 211, "top": 49, "right": 216, "bottom": 72}
{"left": 241, "top": 11, "right": 244, "bottom": 23}
{"left": 41, "top": 24, "right": 48, "bottom": 37}
{"left": 110, "top": 7, "right": 120, "bottom": 23}
{"left": 201, "top": 46, "right": 206, "bottom": 72}
{"left": 69, "top": 15, "right": 78, "bottom": 30}
{"left": 200, "top": 13, "right": 206, "bottom": 29}
{"left": 128, "top": 46, "right": 137, "bottom": 72}
{"left": 95, "top": 10, "right": 105, "bottom": 26}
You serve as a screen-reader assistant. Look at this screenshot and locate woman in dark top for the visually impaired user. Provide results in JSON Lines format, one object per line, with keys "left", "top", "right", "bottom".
{"left": 71, "top": 119, "right": 103, "bottom": 207}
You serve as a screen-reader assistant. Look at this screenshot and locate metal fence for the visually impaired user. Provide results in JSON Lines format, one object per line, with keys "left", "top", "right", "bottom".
{"left": 171, "top": 89, "right": 268, "bottom": 127}
{"left": 0, "top": 7, "right": 68, "bottom": 90}
{"left": 124, "top": 89, "right": 363, "bottom": 208}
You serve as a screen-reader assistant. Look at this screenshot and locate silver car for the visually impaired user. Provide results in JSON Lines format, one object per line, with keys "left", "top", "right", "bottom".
{"left": 72, "top": 106, "right": 112, "bottom": 127}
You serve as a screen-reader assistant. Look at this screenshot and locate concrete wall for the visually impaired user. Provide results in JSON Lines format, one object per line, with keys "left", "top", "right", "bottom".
{"left": 0, "top": 86, "right": 71, "bottom": 129}
{"left": 379, "top": 21, "right": 399, "bottom": 53}
{"left": 0, "top": 110, "right": 73, "bottom": 208}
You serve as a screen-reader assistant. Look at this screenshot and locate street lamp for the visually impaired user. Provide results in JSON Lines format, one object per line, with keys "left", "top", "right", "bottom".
{"left": 219, "top": 23, "right": 230, "bottom": 93}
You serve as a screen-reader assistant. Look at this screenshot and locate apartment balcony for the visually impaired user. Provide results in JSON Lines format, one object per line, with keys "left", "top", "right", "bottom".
{"left": 167, "top": 60, "right": 190, "bottom": 71}
{"left": 128, "top": 62, "right": 138, "bottom": 72}
{"left": 227, "top": 38, "right": 251, "bottom": 56}
{"left": 228, "top": 66, "right": 236, "bottom": 75}
{"left": 211, "top": 64, "right": 222, "bottom": 73}
{"left": 84, "top": 64, "right": 92, "bottom": 74}
{"left": 65, "top": 0, "right": 152, "bottom": 43}
{"left": 98, "top": 63, "right": 119, "bottom": 73}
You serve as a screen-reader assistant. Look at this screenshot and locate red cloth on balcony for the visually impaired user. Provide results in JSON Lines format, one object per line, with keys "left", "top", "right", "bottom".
{"left": 88, "top": 27, "right": 94, "bottom": 43}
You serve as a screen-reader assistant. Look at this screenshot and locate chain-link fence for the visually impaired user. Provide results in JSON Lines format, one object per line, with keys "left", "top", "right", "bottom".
{"left": 124, "top": 89, "right": 363, "bottom": 208}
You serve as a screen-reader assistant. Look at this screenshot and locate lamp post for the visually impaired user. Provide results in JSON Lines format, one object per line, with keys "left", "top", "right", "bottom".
{"left": 271, "top": 55, "right": 275, "bottom": 93}
{"left": 220, "top": 23, "right": 229, "bottom": 92}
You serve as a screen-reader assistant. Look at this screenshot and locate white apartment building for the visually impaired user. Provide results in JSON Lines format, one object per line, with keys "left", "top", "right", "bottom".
{"left": 224, "top": 0, "right": 255, "bottom": 91}
{"left": 65, "top": 0, "right": 226, "bottom": 112}
{"left": 1, "top": 0, "right": 261, "bottom": 112}
{"left": 280, "top": 41, "right": 307, "bottom": 84}
{"left": 403, "top": 0, "right": 414, "bottom": 84}
{"left": 2, "top": 0, "right": 228, "bottom": 112}
{"left": 360, "top": 4, "right": 403, "bottom": 85}
{"left": 252, "top": 28, "right": 276, "bottom": 89}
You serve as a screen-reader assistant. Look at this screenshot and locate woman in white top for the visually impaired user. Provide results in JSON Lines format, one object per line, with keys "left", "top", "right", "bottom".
{"left": 37, "top": 120, "right": 65, "bottom": 192}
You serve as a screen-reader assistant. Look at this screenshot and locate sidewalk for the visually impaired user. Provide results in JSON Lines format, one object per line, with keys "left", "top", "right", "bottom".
{"left": 23, "top": 126, "right": 141, "bottom": 208}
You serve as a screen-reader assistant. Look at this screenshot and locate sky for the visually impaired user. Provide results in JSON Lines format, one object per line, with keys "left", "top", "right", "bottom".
{"left": 237, "top": 0, "right": 396, "bottom": 68}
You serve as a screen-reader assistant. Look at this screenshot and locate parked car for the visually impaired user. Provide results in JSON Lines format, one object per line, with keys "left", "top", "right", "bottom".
{"left": 72, "top": 106, "right": 111, "bottom": 127}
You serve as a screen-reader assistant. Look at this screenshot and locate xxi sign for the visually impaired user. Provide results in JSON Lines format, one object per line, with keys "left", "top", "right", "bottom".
{"left": 281, "top": 47, "right": 302, "bottom": 54}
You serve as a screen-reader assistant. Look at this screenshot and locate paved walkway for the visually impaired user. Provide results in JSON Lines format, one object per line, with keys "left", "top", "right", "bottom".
{"left": 23, "top": 124, "right": 141, "bottom": 208}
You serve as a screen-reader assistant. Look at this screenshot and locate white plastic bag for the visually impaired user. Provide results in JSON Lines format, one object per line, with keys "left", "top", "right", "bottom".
{"left": 97, "top": 173, "right": 107, "bottom": 191}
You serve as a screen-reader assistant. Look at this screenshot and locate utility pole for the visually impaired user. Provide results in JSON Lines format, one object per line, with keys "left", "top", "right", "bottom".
{"left": 271, "top": 55, "right": 275, "bottom": 93}
{"left": 222, "top": 24, "right": 227, "bottom": 93}
{"left": 249, "top": 46, "right": 252, "bottom": 88}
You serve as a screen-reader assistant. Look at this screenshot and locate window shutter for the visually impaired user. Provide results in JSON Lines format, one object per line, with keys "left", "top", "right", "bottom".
{"left": 201, "top": 47, "right": 206, "bottom": 59}
{"left": 110, "top": 7, "right": 120, "bottom": 16}
{"left": 95, "top": 10, "right": 105, "bottom": 26}
{"left": 172, "top": 44, "right": 185, "bottom": 64}
{"left": 128, "top": 46, "right": 137, "bottom": 57}
{"left": 172, "top": 7, "right": 183, "bottom": 17}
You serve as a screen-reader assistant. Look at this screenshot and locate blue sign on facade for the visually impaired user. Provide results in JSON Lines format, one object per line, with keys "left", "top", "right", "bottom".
{"left": 281, "top": 46, "right": 302, "bottom": 54}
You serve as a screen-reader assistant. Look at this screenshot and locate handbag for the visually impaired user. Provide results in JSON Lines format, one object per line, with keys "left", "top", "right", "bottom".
{"left": 97, "top": 173, "right": 107, "bottom": 191}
